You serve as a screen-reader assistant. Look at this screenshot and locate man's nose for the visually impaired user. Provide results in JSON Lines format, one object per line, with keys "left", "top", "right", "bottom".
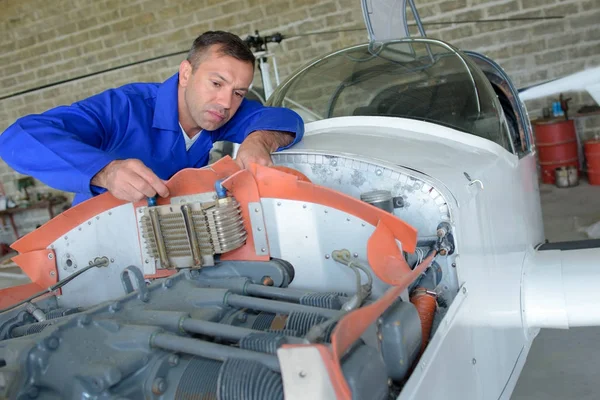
{"left": 216, "top": 90, "right": 232, "bottom": 110}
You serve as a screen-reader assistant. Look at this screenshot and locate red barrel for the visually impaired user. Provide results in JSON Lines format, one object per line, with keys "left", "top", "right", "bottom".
{"left": 584, "top": 139, "right": 600, "bottom": 185}
{"left": 533, "top": 120, "right": 579, "bottom": 184}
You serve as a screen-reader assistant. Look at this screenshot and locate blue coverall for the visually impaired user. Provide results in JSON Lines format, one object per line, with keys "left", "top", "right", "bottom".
{"left": 0, "top": 73, "right": 304, "bottom": 206}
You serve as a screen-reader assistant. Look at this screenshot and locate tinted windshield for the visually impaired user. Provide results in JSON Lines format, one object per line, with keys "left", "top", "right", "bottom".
{"left": 269, "top": 39, "right": 512, "bottom": 152}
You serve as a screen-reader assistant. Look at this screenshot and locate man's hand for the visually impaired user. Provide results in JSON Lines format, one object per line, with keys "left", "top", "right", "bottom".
{"left": 235, "top": 130, "right": 295, "bottom": 169}
{"left": 91, "top": 159, "right": 169, "bottom": 202}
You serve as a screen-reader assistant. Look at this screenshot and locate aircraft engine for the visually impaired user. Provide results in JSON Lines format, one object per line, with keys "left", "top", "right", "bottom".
{"left": 0, "top": 156, "right": 458, "bottom": 399}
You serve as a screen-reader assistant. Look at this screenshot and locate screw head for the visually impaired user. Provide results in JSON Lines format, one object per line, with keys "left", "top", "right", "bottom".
{"left": 26, "top": 386, "right": 39, "bottom": 398}
{"left": 152, "top": 377, "right": 167, "bottom": 394}
{"left": 262, "top": 276, "right": 274, "bottom": 286}
{"left": 168, "top": 354, "right": 180, "bottom": 366}
{"left": 78, "top": 314, "right": 91, "bottom": 326}
{"left": 46, "top": 337, "right": 59, "bottom": 350}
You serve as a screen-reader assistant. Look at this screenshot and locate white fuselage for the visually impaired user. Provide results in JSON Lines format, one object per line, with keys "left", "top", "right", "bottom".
{"left": 276, "top": 116, "right": 546, "bottom": 399}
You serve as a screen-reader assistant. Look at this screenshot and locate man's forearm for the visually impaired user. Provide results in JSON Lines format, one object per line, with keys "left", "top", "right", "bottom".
{"left": 248, "top": 130, "right": 295, "bottom": 151}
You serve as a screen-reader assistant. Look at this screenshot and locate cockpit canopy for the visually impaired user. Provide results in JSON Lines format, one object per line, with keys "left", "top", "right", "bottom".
{"left": 268, "top": 39, "right": 514, "bottom": 153}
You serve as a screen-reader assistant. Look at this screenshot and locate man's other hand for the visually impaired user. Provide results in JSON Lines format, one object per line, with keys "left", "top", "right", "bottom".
{"left": 91, "top": 159, "right": 170, "bottom": 202}
{"left": 235, "top": 130, "right": 294, "bottom": 169}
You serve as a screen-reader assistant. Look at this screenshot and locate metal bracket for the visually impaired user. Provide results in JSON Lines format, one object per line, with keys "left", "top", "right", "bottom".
{"left": 248, "top": 202, "right": 269, "bottom": 255}
{"left": 121, "top": 266, "right": 149, "bottom": 302}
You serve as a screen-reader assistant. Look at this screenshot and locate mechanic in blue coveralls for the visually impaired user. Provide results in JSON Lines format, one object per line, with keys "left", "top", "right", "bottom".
{"left": 0, "top": 31, "right": 304, "bottom": 206}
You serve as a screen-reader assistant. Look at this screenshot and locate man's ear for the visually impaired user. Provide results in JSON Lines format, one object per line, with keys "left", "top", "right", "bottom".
{"left": 179, "top": 60, "right": 193, "bottom": 88}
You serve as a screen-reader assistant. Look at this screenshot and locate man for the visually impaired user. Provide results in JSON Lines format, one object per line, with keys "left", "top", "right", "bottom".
{"left": 0, "top": 31, "right": 303, "bottom": 206}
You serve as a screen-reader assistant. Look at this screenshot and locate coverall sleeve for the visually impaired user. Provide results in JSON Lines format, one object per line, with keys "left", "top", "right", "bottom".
{"left": 0, "top": 90, "right": 123, "bottom": 195}
{"left": 211, "top": 99, "right": 304, "bottom": 150}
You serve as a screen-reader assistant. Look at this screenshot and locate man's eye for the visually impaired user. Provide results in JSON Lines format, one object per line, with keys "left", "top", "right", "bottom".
{"left": 212, "top": 81, "right": 221, "bottom": 87}
{"left": 234, "top": 92, "right": 244, "bottom": 98}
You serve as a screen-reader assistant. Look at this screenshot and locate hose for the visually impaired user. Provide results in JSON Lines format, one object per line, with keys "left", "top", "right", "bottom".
{"left": 0, "top": 257, "right": 110, "bottom": 315}
{"left": 410, "top": 288, "right": 437, "bottom": 354}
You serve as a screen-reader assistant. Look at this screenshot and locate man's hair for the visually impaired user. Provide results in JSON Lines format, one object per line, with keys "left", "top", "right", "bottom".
{"left": 187, "top": 31, "right": 255, "bottom": 71}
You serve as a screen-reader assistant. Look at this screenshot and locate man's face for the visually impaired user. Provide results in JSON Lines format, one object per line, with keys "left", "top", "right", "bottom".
{"left": 179, "top": 46, "right": 254, "bottom": 131}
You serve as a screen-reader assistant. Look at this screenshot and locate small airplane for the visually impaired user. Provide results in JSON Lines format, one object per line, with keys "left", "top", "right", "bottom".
{"left": 0, "top": 1, "right": 598, "bottom": 399}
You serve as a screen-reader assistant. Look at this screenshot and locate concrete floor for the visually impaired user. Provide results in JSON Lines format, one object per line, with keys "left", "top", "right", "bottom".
{"left": 1, "top": 181, "right": 600, "bottom": 398}
{"left": 511, "top": 180, "right": 600, "bottom": 400}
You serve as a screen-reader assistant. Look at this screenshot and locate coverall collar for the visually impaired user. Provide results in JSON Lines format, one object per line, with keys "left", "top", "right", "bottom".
{"left": 152, "top": 72, "right": 181, "bottom": 132}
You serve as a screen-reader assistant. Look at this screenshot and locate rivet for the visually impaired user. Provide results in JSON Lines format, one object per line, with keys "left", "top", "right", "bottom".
{"left": 324, "top": 210, "right": 328, "bottom": 214}
{"left": 452, "top": 263, "right": 456, "bottom": 268}
{"left": 462, "top": 287, "right": 467, "bottom": 294}
{"left": 277, "top": 202, "right": 281, "bottom": 206}
{"left": 48, "top": 253, "right": 53, "bottom": 259}
{"left": 96, "top": 216, "right": 100, "bottom": 220}
{"left": 110, "top": 258, "right": 115, "bottom": 263}
{"left": 346, "top": 218, "right": 350, "bottom": 222}
{"left": 257, "top": 227, "right": 262, "bottom": 232}
{"left": 50, "top": 271, "right": 55, "bottom": 276}
{"left": 361, "top": 223, "right": 365, "bottom": 227}
{"left": 138, "top": 209, "right": 143, "bottom": 213}
{"left": 108, "top": 212, "right": 112, "bottom": 215}
{"left": 64, "top": 236, "right": 68, "bottom": 240}
{"left": 325, "top": 254, "right": 330, "bottom": 259}
{"left": 472, "top": 358, "right": 477, "bottom": 365}
{"left": 376, "top": 169, "right": 383, "bottom": 176}
{"left": 88, "top": 221, "right": 92, "bottom": 225}
{"left": 299, "top": 370, "right": 307, "bottom": 378}
{"left": 261, "top": 248, "right": 266, "bottom": 253}
{"left": 331, "top": 160, "right": 337, "bottom": 166}
{"left": 302, "top": 204, "right": 307, "bottom": 209}
{"left": 145, "top": 259, "right": 149, "bottom": 264}
{"left": 254, "top": 208, "right": 259, "bottom": 213}
{"left": 353, "top": 253, "right": 358, "bottom": 258}
{"left": 78, "top": 227, "right": 82, "bottom": 231}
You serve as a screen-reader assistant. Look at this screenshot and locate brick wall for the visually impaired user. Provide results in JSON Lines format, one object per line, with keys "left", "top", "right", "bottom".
{"left": 1, "top": 0, "right": 599, "bottom": 239}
